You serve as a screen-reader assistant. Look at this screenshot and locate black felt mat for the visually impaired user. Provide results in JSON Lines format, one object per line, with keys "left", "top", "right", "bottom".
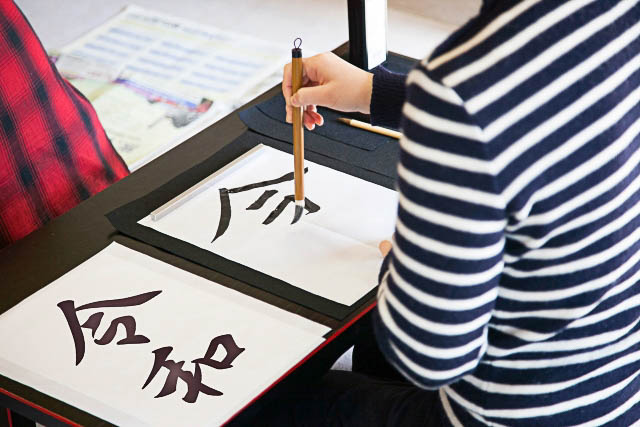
{"left": 256, "top": 93, "right": 389, "bottom": 151}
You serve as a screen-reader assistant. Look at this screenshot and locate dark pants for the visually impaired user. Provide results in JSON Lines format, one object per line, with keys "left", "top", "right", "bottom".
{"left": 0, "top": 408, "right": 35, "bottom": 427}
{"left": 257, "top": 312, "right": 442, "bottom": 426}
{"left": 257, "top": 370, "right": 440, "bottom": 426}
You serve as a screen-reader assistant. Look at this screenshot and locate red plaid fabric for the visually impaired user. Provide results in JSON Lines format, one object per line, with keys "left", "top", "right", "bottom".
{"left": 0, "top": 2, "right": 129, "bottom": 249}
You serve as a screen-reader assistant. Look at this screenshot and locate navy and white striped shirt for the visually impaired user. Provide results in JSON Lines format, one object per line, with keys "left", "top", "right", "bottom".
{"left": 371, "top": 1, "right": 640, "bottom": 424}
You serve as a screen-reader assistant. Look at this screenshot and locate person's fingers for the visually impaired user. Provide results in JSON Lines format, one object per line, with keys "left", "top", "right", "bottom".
{"left": 305, "top": 105, "right": 324, "bottom": 126}
{"left": 288, "top": 106, "right": 319, "bottom": 129}
{"left": 285, "top": 64, "right": 317, "bottom": 123}
{"left": 303, "top": 113, "right": 316, "bottom": 131}
{"left": 311, "top": 105, "right": 324, "bottom": 126}
{"left": 288, "top": 107, "right": 320, "bottom": 130}
{"left": 285, "top": 54, "right": 334, "bottom": 121}
{"left": 299, "top": 56, "right": 320, "bottom": 85}
{"left": 300, "top": 53, "right": 333, "bottom": 85}
{"left": 309, "top": 111, "right": 323, "bottom": 126}
{"left": 282, "top": 62, "right": 293, "bottom": 123}
{"left": 292, "top": 84, "right": 334, "bottom": 109}
{"left": 379, "top": 240, "right": 392, "bottom": 257}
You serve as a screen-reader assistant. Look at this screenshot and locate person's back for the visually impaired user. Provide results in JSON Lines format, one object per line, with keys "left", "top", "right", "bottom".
{"left": 373, "top": 0, "right": 640, "bottom": 424}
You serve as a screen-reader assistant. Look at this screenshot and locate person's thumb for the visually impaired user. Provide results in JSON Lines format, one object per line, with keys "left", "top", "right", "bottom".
{"left": 292, "top": 85, "right": 331, "bottom": 108}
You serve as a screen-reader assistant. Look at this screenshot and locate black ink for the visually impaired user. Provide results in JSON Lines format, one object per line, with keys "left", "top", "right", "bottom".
{"left": 58, "top": 291, "right": 161, "bottom": 365}
{"left": 80, "top": 312, "right": 104, "bottom": 337}
{"left": 212, "top": 189, "right": 231, "bottom": 242}
{"left": 94, "top": 316, "right": 151, "bottom": 346}
{"left": 76, "top": 290, "right": 162, "bottom": 310}
{"left": 305, "top": 197, "right": 320, "bottom": 214}
{"left": 191, "top": 334, "right": 246, "bottom": 369}
{"left": 143, "top": 347, "right": 222, "bottom": 402}
{"left": 59, "top": 290, "right": 245, "bottom": 404}
{"left": 227, "top": 168, "right": 306, "bottom": 194}
{"left": 263, "top": 195, "right": 295, "bottom": 225}
{"left": 246, "top": 189, "right": 278, "bottom": 210}
{"left": 263, "top": 195, "right": 322, "bottom": 225}
{"left": 143, "top": 334, "right": 245, "bottom": 403}
{"left": 212, "top": 167, "right": 321, "bottom": 242}
{"left": 58, "top": 300, "right": 88, "bottom": 366}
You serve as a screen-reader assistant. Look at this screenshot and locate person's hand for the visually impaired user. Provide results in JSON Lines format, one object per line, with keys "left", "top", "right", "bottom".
{"left": 282, "top": 52, "right": 374, "bottom": 130}
{"left": 379, "top": 240, "right": 392, "bottom": 257}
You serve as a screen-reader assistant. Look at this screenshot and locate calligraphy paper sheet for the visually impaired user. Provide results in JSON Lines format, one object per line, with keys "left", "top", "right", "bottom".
{"left": 139, "top": 145, "right": 398, "bottom": 306}
{"left": 0, "top": 243, "right": 329, "bottom": 427}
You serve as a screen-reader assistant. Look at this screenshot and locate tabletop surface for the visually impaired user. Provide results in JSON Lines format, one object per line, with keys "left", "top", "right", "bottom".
{"left": 0, "top": 42, "right": 402, "bottom": 427}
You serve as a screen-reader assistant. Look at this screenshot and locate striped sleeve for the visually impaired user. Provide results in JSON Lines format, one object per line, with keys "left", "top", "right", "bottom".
{"left": 370, "top": 66, "right": 407, "bottom": 129}
{"left": 373, "top": 62, "right": 505, "bottom": 389}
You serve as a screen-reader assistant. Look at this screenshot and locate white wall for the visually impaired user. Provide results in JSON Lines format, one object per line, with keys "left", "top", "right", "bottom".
{"left": 16, "top": 0, "right": 479, "bottom": 60}
{"left": 390, "top": 0, "right": 481, "bottom": 27}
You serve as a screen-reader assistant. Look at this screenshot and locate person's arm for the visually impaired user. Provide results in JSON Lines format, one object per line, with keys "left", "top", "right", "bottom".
{"left": 0, "top": 1, "right": 129, "bottom": 248}
{"left": 369, "top": 66, "right": 407, "bottom": 130}
{"left": 374, "top": 61, "right": 505, "bottom": 389}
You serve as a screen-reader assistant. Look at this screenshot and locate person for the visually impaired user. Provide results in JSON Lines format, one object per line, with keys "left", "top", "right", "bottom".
{"left": 0, "top": 1, "right": 129, "bottom": 250}
{"left": 267, "top": 0, "right": 640, "bottom": 425}
{"left": 0, "top": 2, "right": 128, "bottom": 424}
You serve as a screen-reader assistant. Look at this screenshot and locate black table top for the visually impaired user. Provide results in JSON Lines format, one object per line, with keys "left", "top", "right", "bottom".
{"left": 0, "top": 43, "right": 416, "bottom": 426}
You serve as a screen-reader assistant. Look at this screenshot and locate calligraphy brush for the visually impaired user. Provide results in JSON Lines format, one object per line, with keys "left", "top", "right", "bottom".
{"left": 291, "top": 37, "right": 305, "bottom": 224}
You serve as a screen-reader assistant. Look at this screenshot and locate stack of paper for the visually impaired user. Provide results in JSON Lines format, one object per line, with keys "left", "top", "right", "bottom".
{"left": 54, "top": 5, "right": 289, "bottom": 170}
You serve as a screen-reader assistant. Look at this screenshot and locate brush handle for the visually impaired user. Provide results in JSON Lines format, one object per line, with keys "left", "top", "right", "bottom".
{"left": 292, "top": 43, "right": 304, "bottom": 203}
{"left": 338, "top": 118, "right": 402, "bottom": 139}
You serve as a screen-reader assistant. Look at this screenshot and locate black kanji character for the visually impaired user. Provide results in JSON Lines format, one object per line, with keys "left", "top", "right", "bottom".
{"left": 212, "top": 168, "right": 320, "bottom": 242}
{"left": 142, "top": 334, "right": 245, "bottom": 403}
{"left": 57, "top": 290, "right": 161, "bottom": 365}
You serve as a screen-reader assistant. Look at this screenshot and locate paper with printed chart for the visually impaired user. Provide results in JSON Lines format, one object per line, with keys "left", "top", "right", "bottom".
{"left": 139, "top": 145, "right": 398, "bottom": 306}
{"left": 54, "top": 5, "right": 288, "bottom": 170}
{"left": 0, "top": 243, "right": 329, "bottom": 427}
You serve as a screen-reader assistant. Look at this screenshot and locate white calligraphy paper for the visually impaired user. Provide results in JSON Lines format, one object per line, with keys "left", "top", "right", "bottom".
{"left": 139, "top": 145, "right": 398, "bottom": 306}
{"left": 0, "top": 243, "right": 329, "bottom": 426}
